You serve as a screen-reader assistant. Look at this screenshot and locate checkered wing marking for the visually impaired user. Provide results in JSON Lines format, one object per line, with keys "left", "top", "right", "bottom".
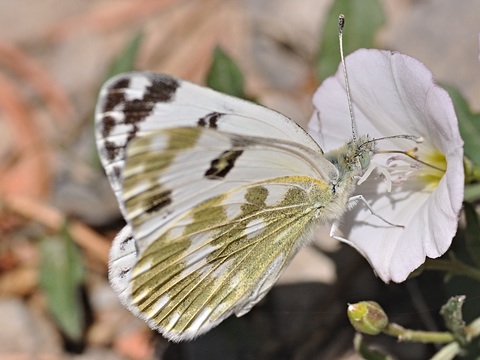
{"left": 112, "top": 128, "right": 335, "bottom": 341}
{"left": 95, "top": 72, "right": 325, "bottom": 212}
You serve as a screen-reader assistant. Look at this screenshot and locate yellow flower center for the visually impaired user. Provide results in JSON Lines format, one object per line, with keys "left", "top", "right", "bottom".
{"left": 417, "top": 149, "right": 447, "bottom": 192}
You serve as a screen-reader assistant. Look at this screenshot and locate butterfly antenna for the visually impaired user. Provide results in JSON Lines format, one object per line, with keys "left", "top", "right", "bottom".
{"left": 338, "top": 14, "right": 356, "bottom": 141}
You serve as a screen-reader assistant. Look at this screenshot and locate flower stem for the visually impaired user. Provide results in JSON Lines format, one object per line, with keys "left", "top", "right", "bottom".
{"left": 383, "top": 323, "right": 454, "bottom": 343}
{"left": 423, "top": 258, "right": 480, "bottom": 282}
{"left": 430, "top": 342, "right": 461, "bottom": 360}
{"left": 428, "top": 318, "right": 480, "bottom": 359}
{"left": 466, "top": 316, "right": 480, "bottom": 338}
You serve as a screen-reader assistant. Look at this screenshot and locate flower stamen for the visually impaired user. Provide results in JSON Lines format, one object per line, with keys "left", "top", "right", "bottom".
{"left": 376, "top": 148, "right": 446, "bottom": 172}
{"left": 374, "top": 147, "right": 447, "bottom": 191}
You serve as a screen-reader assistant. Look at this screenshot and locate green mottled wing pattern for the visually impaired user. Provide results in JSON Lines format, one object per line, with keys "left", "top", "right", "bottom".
{"left": 116, "top": 127, "right": 334, "bottom": 341}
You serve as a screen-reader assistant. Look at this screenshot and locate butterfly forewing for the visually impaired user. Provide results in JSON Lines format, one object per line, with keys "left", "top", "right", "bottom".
{"left": 95, "top": 72, "right": 326, "bottom": 210}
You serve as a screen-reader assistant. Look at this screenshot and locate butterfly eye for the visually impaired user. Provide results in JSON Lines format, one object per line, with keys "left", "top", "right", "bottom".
{"left": 359, "top": 152, "right": 372, "bottom": 170}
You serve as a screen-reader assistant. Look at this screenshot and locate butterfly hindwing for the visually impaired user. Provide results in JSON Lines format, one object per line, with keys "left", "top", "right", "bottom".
{"left": 117, "top": 127, "right": 335, "bottom": 341}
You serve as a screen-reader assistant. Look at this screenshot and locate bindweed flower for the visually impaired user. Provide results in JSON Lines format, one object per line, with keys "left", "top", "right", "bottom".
{"left": 309, "top": 49, "right": 464, "bottom": 283}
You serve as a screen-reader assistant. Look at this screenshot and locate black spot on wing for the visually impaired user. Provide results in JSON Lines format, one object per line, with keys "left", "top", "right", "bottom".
{"left": 122, "top": 75, "right": 179, "bottom": 142}
{"left": 98, "top": 74, "right": 181, "bottom": 165}
{"left": 205, "top": 150, "right": 244, "bottom": 179}
{"left": 104, "top": 140, "right": 121, "bottom": 161}
{"left": 103, "top": 78, "right": 131, "bottom": 112}
{"left": 105, "top": 167, "right": 121, "bottom": 190}
{"left": 145, "top": 189, "right": 172, "bottom": 214}
{"left": 100, "top": 74, "right": 180, "bottom": 139}
{"left": 146, "top": 74, "right": 179, "bottom": 102}
{"left": 112, "top": 166, "right": 121, "bottom": 183}
{"left": 197, "top": 112, "right": 223, "bottom": 128}
{"left": 119, "top": 234, "right": 134, "bottom": 251}
{"left": 101, "top": 116, "right": 117, "bottom": 138}
{"left": 119, "top": 267, "right": 132, "bottom": 279}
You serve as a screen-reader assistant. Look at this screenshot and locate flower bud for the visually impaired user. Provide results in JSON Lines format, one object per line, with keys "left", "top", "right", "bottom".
{"left": 347, "top": 301, "right": 389, "bottom": 335}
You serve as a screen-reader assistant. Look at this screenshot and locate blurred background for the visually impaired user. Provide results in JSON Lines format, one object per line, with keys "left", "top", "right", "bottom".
{"left": 0, "top": 0, "right": 479, "bottom": 359}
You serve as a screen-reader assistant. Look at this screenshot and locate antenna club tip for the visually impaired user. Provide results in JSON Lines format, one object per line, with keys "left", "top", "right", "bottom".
{"left": 338, "top": 14, "right": 345, "bottom": 27}
{"left": 415, "top": 136, "right": 424, "bottom": 143}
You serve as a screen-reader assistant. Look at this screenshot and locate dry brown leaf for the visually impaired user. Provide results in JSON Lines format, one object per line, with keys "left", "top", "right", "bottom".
{"left": 113, "top": 329, "right": 154, "bottom": 360}
{"left": 143, "top": 0, "right": 250, "bottom": 82}
{"left": 0, "top": 268, "right": 38, "bottom": 297}
{"left": 0, "top": 39, "right": 74, "bottom": 122}
{"left": 0, "top": 73, "right": 52, "bottom": 199}
{"left": 46, "top": 0, "right": 179, "bottom": 42}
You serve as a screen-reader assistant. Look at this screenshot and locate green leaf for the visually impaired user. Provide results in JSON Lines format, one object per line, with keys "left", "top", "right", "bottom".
{"left": 440, "top": 295, "right": 469, "bottom": 346}
{"left": 206, "top": 46, "right": 248, "bottom": 99}
{"left": 442, "top": 84, "right": 480, "bottom": 166}
{"left": 39, "top": 223, "right": 86, "bottom": 342}
{"left": 315, "top": 0, "right": 384, "bottom": 81}
{"left": 105, "top": 31, "right": 143, "bottom": 80}
{"left": 464, "top": 203, "right": 480, "bottom": 267}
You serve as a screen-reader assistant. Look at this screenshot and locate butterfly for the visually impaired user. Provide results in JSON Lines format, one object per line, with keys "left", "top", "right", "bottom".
{"left": 95, "top": 71, "right": 377, "bottom": 342}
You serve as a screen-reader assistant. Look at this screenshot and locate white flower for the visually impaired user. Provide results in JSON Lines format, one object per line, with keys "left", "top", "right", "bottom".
{"left": 309, "top": 49, "right": 464, "bottom": 283}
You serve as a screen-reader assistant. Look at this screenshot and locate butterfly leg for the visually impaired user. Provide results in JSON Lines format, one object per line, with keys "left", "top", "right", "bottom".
{"left": 330, "top": 221, "right": 354, "bottom": 246}
{"left": 329, "top": 194, "right": 404, "bottom": 248}
{"left": 329, "top": 221, "right": 371, "bottom": 261}
{"left": 347, "top": 195, "right": 404, "bottom": 228}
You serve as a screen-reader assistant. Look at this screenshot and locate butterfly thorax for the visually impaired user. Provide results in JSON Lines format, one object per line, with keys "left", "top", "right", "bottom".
{"left": 319, "top": 135, "right": 375, "bottom": 221}
{"left": 326, "top": 135, "right": 374, "bottom": 176}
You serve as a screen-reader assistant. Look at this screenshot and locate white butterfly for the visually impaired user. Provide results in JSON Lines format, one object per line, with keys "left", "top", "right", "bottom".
{"left": 95, "top": 71, "right": 377, "bottom": 342}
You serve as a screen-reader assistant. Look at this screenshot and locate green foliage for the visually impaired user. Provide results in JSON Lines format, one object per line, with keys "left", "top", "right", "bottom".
{"left": 206, "top": 46, "right": 249, "bottom": 100}
{"left": 440, "top": 296, "right": 468, "bottom": 346}
{"left": 465, "top": 183, "right": 480, "bottom": 202}
{"left": 39, "top": 224, "right": 86, "bottom": 342}
{"left": 315, "top": 0, "right": 384, "bottom": 81}
{"left": 443, "top": 84, "right": 480, "bottom": 166}
{"left": 105, "top": 31, "right": 143, "bottom": 80}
